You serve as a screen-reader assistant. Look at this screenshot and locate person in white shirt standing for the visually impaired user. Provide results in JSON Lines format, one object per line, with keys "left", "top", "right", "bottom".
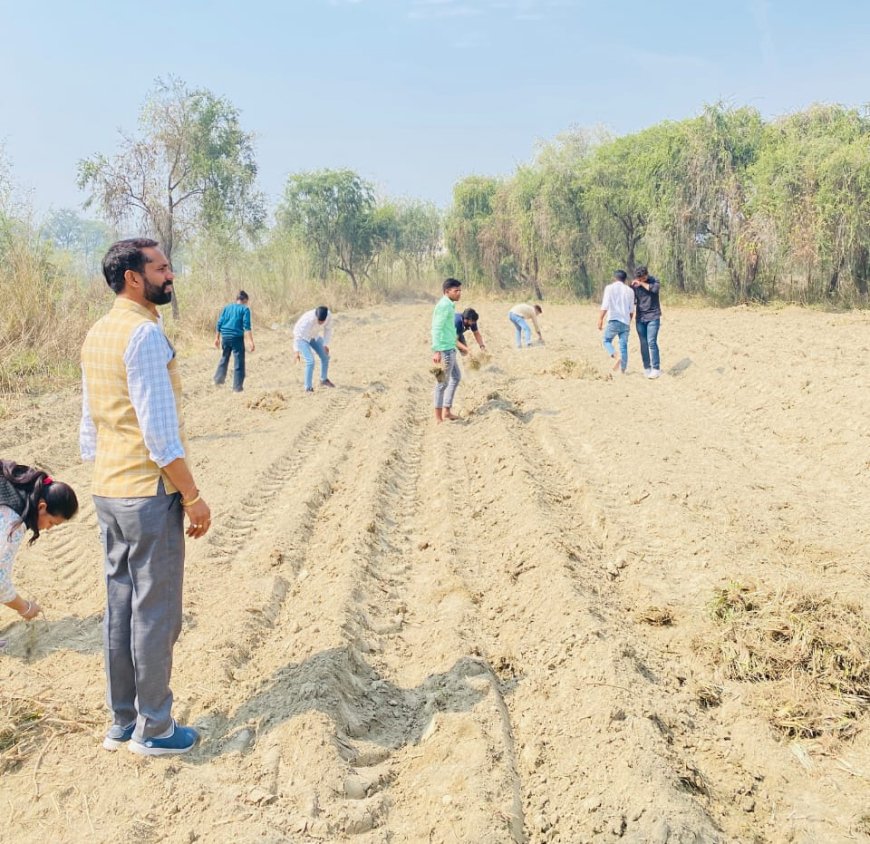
{"left": 597, "top": 270, "right": 635, "bottom": 374}
{"left": 293, "top": 306, "right": 335, "bottom": 392}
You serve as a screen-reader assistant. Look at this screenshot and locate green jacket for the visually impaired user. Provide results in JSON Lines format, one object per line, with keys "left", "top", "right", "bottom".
{"left": 431, "top": 296, "right": 457, "bottom": 351}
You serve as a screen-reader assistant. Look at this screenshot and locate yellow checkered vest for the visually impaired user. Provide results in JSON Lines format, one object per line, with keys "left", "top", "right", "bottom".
{"left": 81, "top": 297, "right": 187, "bottom": 497}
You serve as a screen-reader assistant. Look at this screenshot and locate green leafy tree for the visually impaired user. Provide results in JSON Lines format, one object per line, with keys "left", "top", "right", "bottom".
{"left": 391, "top": 200, "right": 442, "bottom": 282}
{"left": 751, "top": 104, "right": 870, "bottom": 300}
{"left": 278, "top": 169, "right": 383, "bottom": 290}
{"left": 583, "top": 132, "right": 654, "bottom": 274}
{"left": 41, "top": 209, "right": 113, "bottom": 274}
{"left": 78, "top": 77, "right": 265, "bottom": 312}
{"left": 444, "top": 176, "right": 500, "bottom": 283}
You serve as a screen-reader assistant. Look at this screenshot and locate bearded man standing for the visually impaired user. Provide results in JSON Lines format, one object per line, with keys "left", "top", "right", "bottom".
{"left": 81, "top": 238, "right": 211, "bottom": 756}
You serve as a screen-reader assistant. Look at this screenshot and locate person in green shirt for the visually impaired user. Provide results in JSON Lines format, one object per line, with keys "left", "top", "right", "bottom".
{"left": 431, "top": 277, "right": 463, "bottom": 423}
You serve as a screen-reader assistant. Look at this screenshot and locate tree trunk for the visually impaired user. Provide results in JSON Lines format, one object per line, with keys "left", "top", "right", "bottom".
{"left": 674, "top": 255, "right": 687, "bottom": 292}
{"left": 853, "top": 246, "right": 869, "bottom": 298}
{"left": 163, "top": 237, "right": 181, "bottom": 320}
{"left": 827, "top": 256, "right": 844, "bottom": 296}
{"left": 578, "top": 261, "right": 591, "bottom": 297}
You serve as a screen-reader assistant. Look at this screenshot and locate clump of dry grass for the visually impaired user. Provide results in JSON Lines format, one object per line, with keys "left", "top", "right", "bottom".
{"left": 0, "top": 692, "right": 96, "bottom": 774}
{"left": 694, "top": 683, "right": 723, "bottom": 709}
{"left": 636, "top": 605, "right": 675, "bottom": 626}
{"left": 247, "top": 391, "right": 287, "bottom": 412}
{"left": 467, "top": 351, "right": 492, "bottom": 371}
{"left": 704, "top": 582, "right": 870, "bottom": 738}
{"left": 543, "top": 358, "right": 606, "bottom": 381}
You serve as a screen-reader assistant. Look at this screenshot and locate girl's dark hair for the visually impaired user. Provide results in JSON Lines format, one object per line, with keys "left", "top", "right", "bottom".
{"left": 237, "top": 290, "right": 249, "bottom": 302}
{"left": 0, "top": 460, "right": 78, "bottom": 544}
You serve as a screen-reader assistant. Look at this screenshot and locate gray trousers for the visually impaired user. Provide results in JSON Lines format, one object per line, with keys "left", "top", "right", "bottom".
{"left": 433, "top": 348, "right": 461, "bottom": 409}
{"left": 94, "top": 485, "right": 185, "bottom": 740}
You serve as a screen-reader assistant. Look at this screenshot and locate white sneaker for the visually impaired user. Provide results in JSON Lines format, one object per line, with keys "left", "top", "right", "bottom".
{"left": 647, "top": 369, "right": 661, "bottom": 379}
{"left": 644, "top": 368, "right": 652, "bottom": 377}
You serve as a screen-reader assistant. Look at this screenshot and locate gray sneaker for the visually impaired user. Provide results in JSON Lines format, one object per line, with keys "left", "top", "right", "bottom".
{"left": 103, "top": 722, "right": 135, "bottom": 751}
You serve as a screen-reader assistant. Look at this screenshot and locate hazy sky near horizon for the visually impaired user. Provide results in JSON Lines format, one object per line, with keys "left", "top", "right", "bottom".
{"left": 2, "top": 0, "right": 870, "bottom": 217}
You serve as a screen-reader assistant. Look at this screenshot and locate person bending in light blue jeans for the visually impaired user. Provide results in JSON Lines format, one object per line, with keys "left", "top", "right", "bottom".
{"left": 293, "top": 306, "right": 335, "bottom": 392}
{"left": 508, "top": 303, "right": 544, "bottom": 348}
{"left": 597, "top": 270, "right": 635, "bottom": 373}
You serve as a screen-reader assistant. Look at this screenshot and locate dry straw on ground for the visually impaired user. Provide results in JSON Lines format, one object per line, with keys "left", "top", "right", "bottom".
{"left": 0, "top": 692, "right": 96, "bottom": 774}
{"left": 543, "top": 357, "right": 608, "bottom": 381}
{"left": 703, "top": 582, "right": 870, "bottom": 738}
{"left": 636, "top": 605, "right": 675, "bottom": 626}
{"left": 246, "top": 391, "right": 287, "bottom": 412}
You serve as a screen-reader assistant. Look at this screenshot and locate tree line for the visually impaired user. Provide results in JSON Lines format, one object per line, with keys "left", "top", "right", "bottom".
{"left": 445, "top": 103, "right": 870, "bottom": 304}
{"left": 7, "top": 79, "right": 870, "bottom": 308}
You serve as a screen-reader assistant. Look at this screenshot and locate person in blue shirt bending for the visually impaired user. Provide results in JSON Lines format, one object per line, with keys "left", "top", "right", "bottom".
{"left": 213, "top": 290, "right": 255, "bottom": 392}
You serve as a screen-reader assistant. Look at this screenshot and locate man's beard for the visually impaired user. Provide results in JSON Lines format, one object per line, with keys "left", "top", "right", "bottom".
{"left": 144, "top": 279, "right": 172, "bottom": 306}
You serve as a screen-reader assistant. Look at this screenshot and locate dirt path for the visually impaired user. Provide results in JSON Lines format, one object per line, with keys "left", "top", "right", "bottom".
{"left": 2, "top": 302, "right": 869, "bottom": 843}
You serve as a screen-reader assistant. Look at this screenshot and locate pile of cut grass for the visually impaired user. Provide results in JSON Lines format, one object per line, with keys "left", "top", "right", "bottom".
{"left": 704, "top": 582, "right": 870, "bottom": 739}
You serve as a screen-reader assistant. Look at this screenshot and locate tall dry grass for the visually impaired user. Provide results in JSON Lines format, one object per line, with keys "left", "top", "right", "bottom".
{"left": 0, "top": 227, "right": 442, "bottom": 410}
{"left": 0, "top": 224, "right": 102, "bottom": 400}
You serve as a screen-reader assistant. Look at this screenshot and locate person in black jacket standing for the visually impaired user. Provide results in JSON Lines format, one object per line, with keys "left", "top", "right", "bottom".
{"left": 632, "top": 266, "right": 662, "bottom": 379}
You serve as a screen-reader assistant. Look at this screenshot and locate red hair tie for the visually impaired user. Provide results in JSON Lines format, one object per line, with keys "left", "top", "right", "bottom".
{"left": 43, "top": 476, "right": 54, "bottom": 485}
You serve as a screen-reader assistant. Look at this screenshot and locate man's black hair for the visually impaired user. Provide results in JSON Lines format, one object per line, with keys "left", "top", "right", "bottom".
{"left": 237, "top": 290, "right": 249, "bottom": 301}
{"left": 463, "top": 308, "right": 479, "bottom": 322}
{"left": 613, "top": 270, "right": 627, "bottom": 282}
{"left": 102, "top": 238, "right": 159, "bottom": 294}
{"left": 315, "top": 305, "right": 329, "bottom": 321}
{"left": 443, "top": 277, "right": 462, "bottom": 292}
{"left": 634, "top": 266, "right": 649, "bottom": 278}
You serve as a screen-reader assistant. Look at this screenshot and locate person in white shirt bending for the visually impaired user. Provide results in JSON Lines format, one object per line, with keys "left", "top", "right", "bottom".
{"left": 508, "top": 303, "right": 544, "bottom": 348}
{"left": 597, "top": 270, "right": 635, "bottom": 374}
{"left": 293, "top": 306, "right": 335, "bottom": 392}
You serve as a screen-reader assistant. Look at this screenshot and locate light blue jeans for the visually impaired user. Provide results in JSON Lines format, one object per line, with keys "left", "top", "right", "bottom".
{"left": 509, "top": 312, "right": 531, "bottom": 347}
{"left": 636, "top": 319, "right": 661, "bottom": 371}
{"left": 603, "top": 320, "right": 630, "bottom": 372}
{"left": 433, "top": 348, "right": 461, "bottom": 409}
{"left": 298, "top": 337, "right": 329, "bottom": 389}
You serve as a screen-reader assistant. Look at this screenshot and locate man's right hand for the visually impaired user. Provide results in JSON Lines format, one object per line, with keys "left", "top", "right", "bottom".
{"left": 184, "top": 498, "right": 211, "bottom": 539}
{"left": 433, "top": 351, "right": 442, "bottom": 364}
{"left": 214, "top": 337, "right": 220, "bottom": 349}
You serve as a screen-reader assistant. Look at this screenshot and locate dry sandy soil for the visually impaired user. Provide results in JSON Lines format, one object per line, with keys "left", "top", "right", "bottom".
{"left": 1, "top": 301, "right": 869, "bottom": 844}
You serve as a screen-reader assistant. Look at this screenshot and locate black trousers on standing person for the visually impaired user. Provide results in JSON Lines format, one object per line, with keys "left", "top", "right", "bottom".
{"left": 214, "top": 335, "right": 246, "bottom": 392}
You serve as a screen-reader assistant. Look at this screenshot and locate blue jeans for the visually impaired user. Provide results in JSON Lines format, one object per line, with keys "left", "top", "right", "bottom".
{"left": 636, "top": 319, "right": 661, "bottom": 370}
{"left": 509, "top": 312, "right": 531, "bottom": 347}
{"left": 603, "top": 320, "right": 629, "bottom": 371}
{"left": 433, "top": 348, "right": 461, "bottom": 409}
{"left": 214, "top": 335, "right": 245, "bottom": 391}
{"left": 298, "top": 337, "right": 329, "bottom": 389}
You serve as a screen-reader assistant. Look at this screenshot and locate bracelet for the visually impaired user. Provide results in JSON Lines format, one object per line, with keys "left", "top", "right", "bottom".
{"left": 181, "top": 494, "right": 201, "bottom": 508}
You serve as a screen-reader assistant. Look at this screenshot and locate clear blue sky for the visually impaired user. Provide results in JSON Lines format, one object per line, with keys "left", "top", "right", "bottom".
{"left": 2, "top": 0, "right": 869, "bottom": 216}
